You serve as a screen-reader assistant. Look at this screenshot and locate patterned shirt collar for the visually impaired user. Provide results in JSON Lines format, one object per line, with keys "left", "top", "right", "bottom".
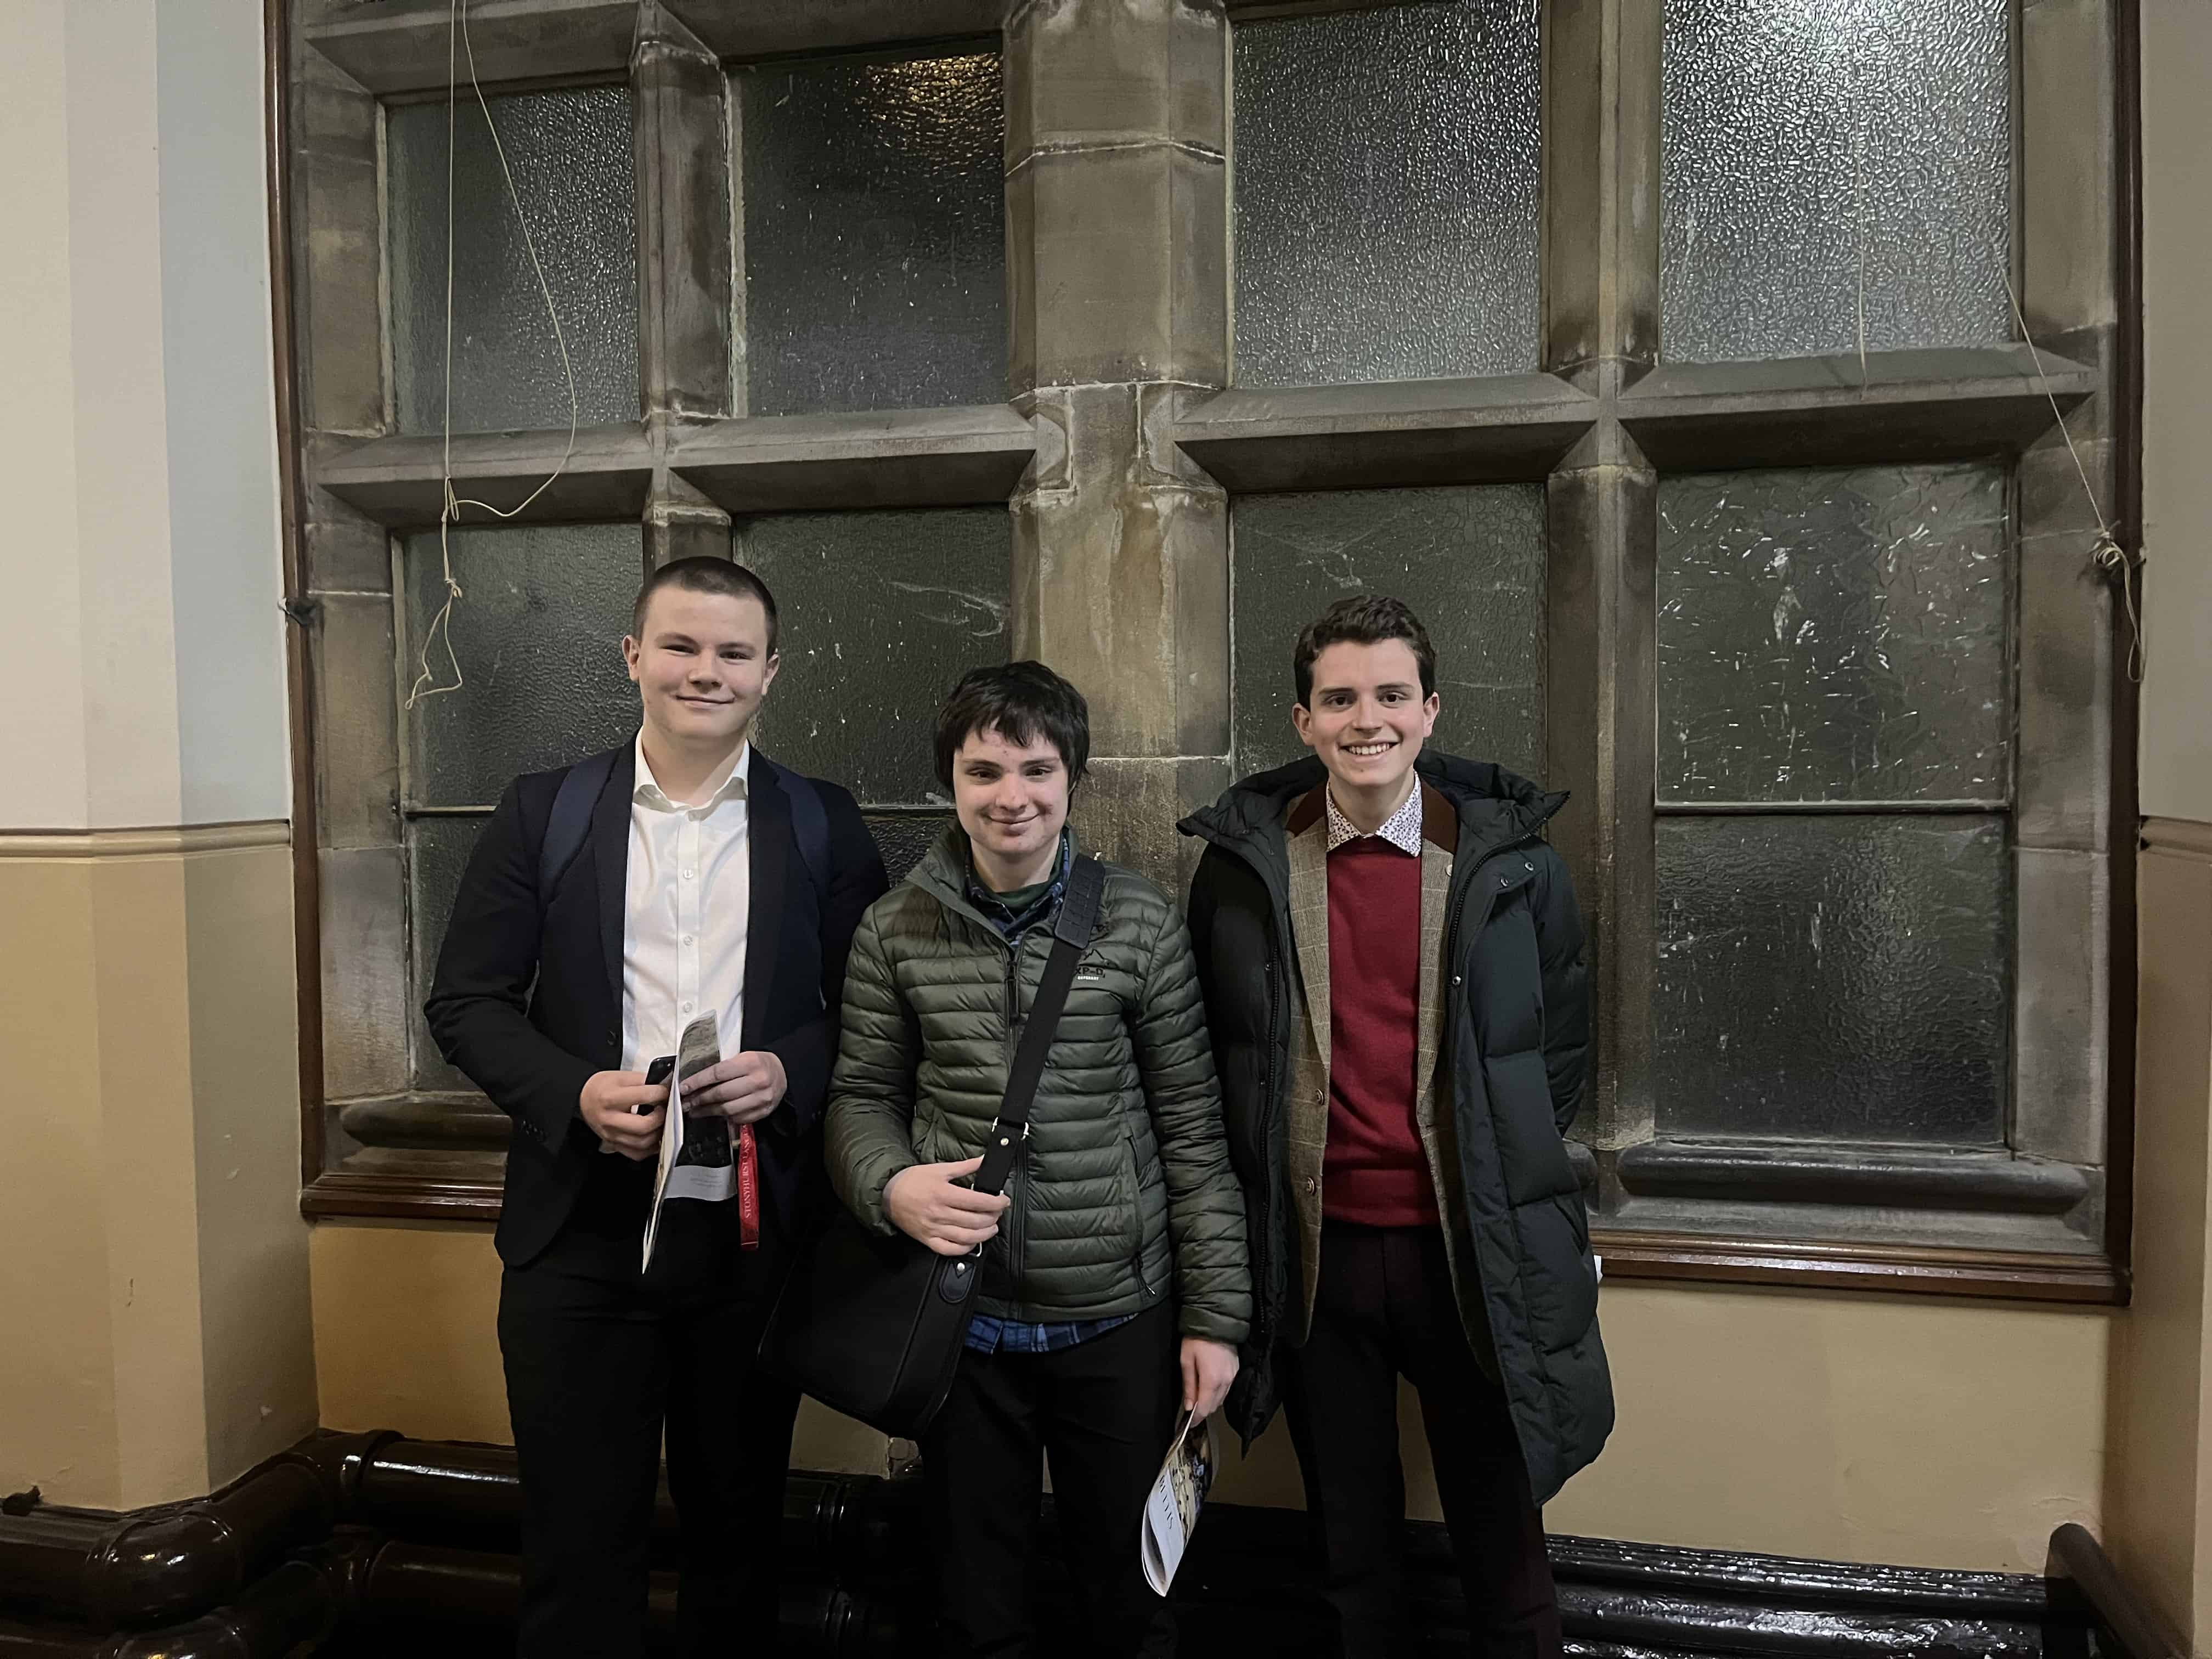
{"left": 1325, "top": 782, "right": 1424, "bottom": 856}
{"left": 964, "top": 827, "right": 1073, "bottom": 940}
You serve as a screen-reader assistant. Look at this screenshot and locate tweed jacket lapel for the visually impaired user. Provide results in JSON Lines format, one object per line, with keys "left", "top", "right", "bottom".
{"left": 1285, "top": 799, "right": 1333, "bottom": 1080}
{"left": 1280, "top": 789, "right": 1333, "bottom": 1338}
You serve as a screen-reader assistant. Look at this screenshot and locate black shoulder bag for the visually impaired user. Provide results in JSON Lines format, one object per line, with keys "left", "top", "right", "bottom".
{"left": 759, "top": 856, "right": 1105, "bottom": 1439}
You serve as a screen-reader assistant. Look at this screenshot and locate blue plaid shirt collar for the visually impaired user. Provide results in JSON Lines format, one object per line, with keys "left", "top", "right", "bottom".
{"left": 963, "top": 828, "right": 1074, "bottom": 942}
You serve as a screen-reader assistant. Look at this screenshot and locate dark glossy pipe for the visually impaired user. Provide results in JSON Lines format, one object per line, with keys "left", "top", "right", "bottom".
{"left": 0, "top": 1434, "right": 917, "bottom": 1633}
{"left": 0, "top": 1454, "right": 336, "bottom": 1630}
{"left": 0, "top": 1556, "right": 336, "bottom": 1659}
{"left": 2047, "top": 1523, "right": 2186, "bottom": 1659}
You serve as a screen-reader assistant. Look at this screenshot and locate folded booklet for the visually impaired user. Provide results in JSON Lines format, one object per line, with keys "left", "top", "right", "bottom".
{"left": 1139, "top": 1407, "right": 1216, "bottom": 1596}
{"left": 642, "top": 1011, "right": 761, "bottom": 1272}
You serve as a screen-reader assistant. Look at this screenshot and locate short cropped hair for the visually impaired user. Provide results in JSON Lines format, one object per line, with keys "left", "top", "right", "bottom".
{"left": 1292, "top": 594, "right": 1437, "bottom": 706}
{"left": 934, "top": 661, "right": 1091, "bottom": 791}
{"left": 631, "top": 557, "right": 780, "bottom": 656}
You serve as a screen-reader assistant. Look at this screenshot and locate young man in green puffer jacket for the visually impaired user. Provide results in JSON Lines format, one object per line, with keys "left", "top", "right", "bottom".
{"left": 825, "top": 661, "right": 1250, "bottom": 1658}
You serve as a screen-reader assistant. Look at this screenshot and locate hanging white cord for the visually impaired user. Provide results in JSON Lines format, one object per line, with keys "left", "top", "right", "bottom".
{"left": 2001, "top": 270, "right": 2145, "bottom": 685}
{"left": 407, "top": 0, "right": 582, "bottom": 708}
{"left": 1852, "top": 95, "right": 1868, "bottom": 391}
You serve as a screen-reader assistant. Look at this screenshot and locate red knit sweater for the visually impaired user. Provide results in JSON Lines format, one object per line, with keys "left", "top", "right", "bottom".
{"left": 1322, "top": 837, "right": 1439, "bottom": 1227}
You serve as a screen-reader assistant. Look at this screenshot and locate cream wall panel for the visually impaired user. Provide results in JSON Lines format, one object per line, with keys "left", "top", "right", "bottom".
{"left": 311, "top": 1222, "right": 2108, "bottom": 1572}
{"left": 0, "top": 0, "right": 288, "bottom": 833}
{"left": 89, "top": 855, "right": 211, "bottom": 1505}
{"left": 63, "top": 0, "right": 184, "bottom": 831}
{"left": 0, "top": 5, "right": 90, "bottom": 828}
{"left": 2107, "top": 831, "right": 2212, "bottom": 1649}
{"left": 156, "top": 0, "right": 290, "bottom": 827}
{"left": 312, "top": 1222, "right": 512, "bottom": 1444}
{"left": 0, "top": 861, "right": 120, "bottom": 1506}
{"left": 185, "top": 844, "right": 317, "bottom": 1481}
{"left": 0, "top": 842, "right": 313, "bottom": 1509}
{"left": 309, "top": 1221, "right": 910, "bottom": 1475}
{"left": 2140, "top": 0, "right": 2212, "bottom": 824}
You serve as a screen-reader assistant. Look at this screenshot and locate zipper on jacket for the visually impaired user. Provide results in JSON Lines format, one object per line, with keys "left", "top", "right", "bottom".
{"left": 1250, "top": 953, "right": 1283, "bottom": 1352}
{"left": 1125, "top": 1127, "right": 1152, "bottom": 1298}
{"left": 998, "top": 931, "right": 1026, "bottom": 1307}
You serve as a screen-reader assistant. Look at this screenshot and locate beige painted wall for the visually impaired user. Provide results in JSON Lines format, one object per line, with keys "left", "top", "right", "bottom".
{"left": 2104, "top": 3, "right": 2212, "bottom": 1652}
{"left": 2107, "top": 827, "right": 2212, "bottom": 1652}
{"left": 0, "top": 0, "right": 309, "bottom": 1515}
{"left": 0, "top": 0, "right": 289, "bottom": 832}
{"left": 0, "top": 859, "right": 121, "bottom": 1502}
{"left": 2139, "top": 0, "right": 2212, "bottom": 825}
{"left": 0, "top": 839, "right": 314, "bottom": 1511}
{"left": 312, "top": 1220, "right": 2106, "bottom": 1573}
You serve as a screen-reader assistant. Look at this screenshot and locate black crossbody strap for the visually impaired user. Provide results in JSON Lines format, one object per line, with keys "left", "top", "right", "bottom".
{"left": 973, "top": 856, "right": 1105, "bottom": 1199}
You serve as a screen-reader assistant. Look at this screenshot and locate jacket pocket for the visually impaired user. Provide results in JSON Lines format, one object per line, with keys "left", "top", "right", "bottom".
{"left": 1116, "top": 1129, "right": 1145, "bottom": 1252}
{"left": 1517, "top": 1191, "right": 1600, "bottom": 1354}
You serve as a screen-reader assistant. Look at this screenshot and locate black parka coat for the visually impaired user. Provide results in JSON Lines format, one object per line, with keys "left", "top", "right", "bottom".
{"left": 1180, "top": 752, "right": 1612, "bottom": 1504}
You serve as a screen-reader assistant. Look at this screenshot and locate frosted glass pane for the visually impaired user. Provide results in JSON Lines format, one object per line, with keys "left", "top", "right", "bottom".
{"left": 1231, "top": 487, "right": 1545, "bottom": 778}
{"left": 408, "top": 814, "right": 486, "bottom": 1092}
{"left": 402, "top": 524, "right": 641, "bottom": 808}
{"left": 736, "top": 52, "right": 1006, "bottom": 417}
{"left": 1661, "top": 0, "right": 2012, "bottom": 362}
{"left": 1657, "top": 464, "right": 2010, "bottom": 803}
{"left": 388, "top": 86, "right": 639, "bottom": 433}
{"left": 1655, "top": 815, "right": 2010, "bottom": 1144}
{"left": 1233, "top": 0, "right": 1541, "bottom": 387}
{"left": 740, "top": 509, "right": 1010, "bottom": 804}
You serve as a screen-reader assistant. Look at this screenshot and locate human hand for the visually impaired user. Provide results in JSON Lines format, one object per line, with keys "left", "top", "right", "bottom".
{"left": 682, "top": 1050, "right": 788, "bottom": 1126}
{"left": 1180, "top": 1337, "right": 1239, "bottom": 1418}
{"left": 578, "top": 1070, "right": 667, "bottom": 1160}
{"left": 884, "top": 1156, "right": 1011, "bottom": 1257}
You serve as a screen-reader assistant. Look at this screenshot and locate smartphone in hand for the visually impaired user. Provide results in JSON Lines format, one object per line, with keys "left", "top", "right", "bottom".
{"left": 639, "top": 1054, "right": 675, "bottom": 1113}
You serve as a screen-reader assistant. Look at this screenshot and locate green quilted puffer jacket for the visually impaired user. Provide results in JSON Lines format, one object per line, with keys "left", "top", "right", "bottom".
{"left": 825, "top": 827, "right": 1251, "bottom": 1344}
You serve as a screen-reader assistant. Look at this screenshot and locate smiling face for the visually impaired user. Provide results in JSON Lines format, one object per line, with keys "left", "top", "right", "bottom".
{"left": 951, "top": 724, "right": 1071, "bottom": 890}
{"left": 622, "top": 584, "right": 778, "bottom": 759}
{"left": 1293, "top": 637, "right": 1440, "bottom": 808}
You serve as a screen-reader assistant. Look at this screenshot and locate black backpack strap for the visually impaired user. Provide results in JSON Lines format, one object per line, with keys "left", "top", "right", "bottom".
{"left": 538, "top": 748, "right": 616, "bottom": 911}
{"left": 974, "top": 856, "right": 1105, "bottom": 1198}
{"left": 755, "top": 754, "right": 831, "bottom": 896}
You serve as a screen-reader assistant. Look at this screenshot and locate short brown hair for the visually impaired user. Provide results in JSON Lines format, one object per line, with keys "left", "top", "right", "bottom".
{"left": 630, "top": 557, "right": 779, "bottom": 654}
{"left": 1293, "top": 594, "right": 1436, "bottom": 706}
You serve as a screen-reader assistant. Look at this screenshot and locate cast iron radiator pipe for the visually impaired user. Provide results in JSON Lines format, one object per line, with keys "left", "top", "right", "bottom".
{"left": 2047, "top": 1523, "right": 2187, "bottom": 1659}
{"left": 0, "top": 1449, "right": 334, "bottom": 1628}
{"left": 1, "top": 1435, "right": 2167, "bottom": 1659}
{"left": 0, "top": 1435, "right": 915, "bottom": 1650}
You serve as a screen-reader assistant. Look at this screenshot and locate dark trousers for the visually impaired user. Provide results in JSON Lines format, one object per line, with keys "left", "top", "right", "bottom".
{"left": 919, "top": 1305, "right": 1181, "bottom": 1659}
{"left": 497, "top": 1166, "right": 800, "bottom": 1659}
{"left": 1281, "top": 1224, "right": 1560, "bottom": 1659}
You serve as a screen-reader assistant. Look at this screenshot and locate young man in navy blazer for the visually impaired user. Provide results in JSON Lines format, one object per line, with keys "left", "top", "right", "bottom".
{"left": 426, "top": 556, "right": 888, "bottom": 1658}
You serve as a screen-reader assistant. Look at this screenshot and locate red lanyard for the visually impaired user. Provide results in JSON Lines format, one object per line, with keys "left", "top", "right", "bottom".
{"left": 736, "top": 1122, "right": 760, "bottom": 1249}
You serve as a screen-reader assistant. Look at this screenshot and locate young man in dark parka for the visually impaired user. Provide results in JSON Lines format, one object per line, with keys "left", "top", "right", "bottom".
{"left": 1181, "top": 595, "right": 1612, "bottom": 1659}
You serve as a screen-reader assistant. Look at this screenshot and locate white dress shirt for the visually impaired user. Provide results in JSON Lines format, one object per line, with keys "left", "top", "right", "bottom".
{"left": 620, "top": 732, "right": 752, "bottom": 1075}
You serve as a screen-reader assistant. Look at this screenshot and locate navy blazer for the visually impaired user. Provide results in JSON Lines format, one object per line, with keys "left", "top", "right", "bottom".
{"left": 425, "top": 739, "right": 890, "bottom": 1267}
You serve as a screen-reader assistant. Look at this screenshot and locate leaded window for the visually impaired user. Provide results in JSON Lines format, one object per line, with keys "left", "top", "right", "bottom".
{"left": 283, "top": 0, "right": 2132, "bottom": 1299}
